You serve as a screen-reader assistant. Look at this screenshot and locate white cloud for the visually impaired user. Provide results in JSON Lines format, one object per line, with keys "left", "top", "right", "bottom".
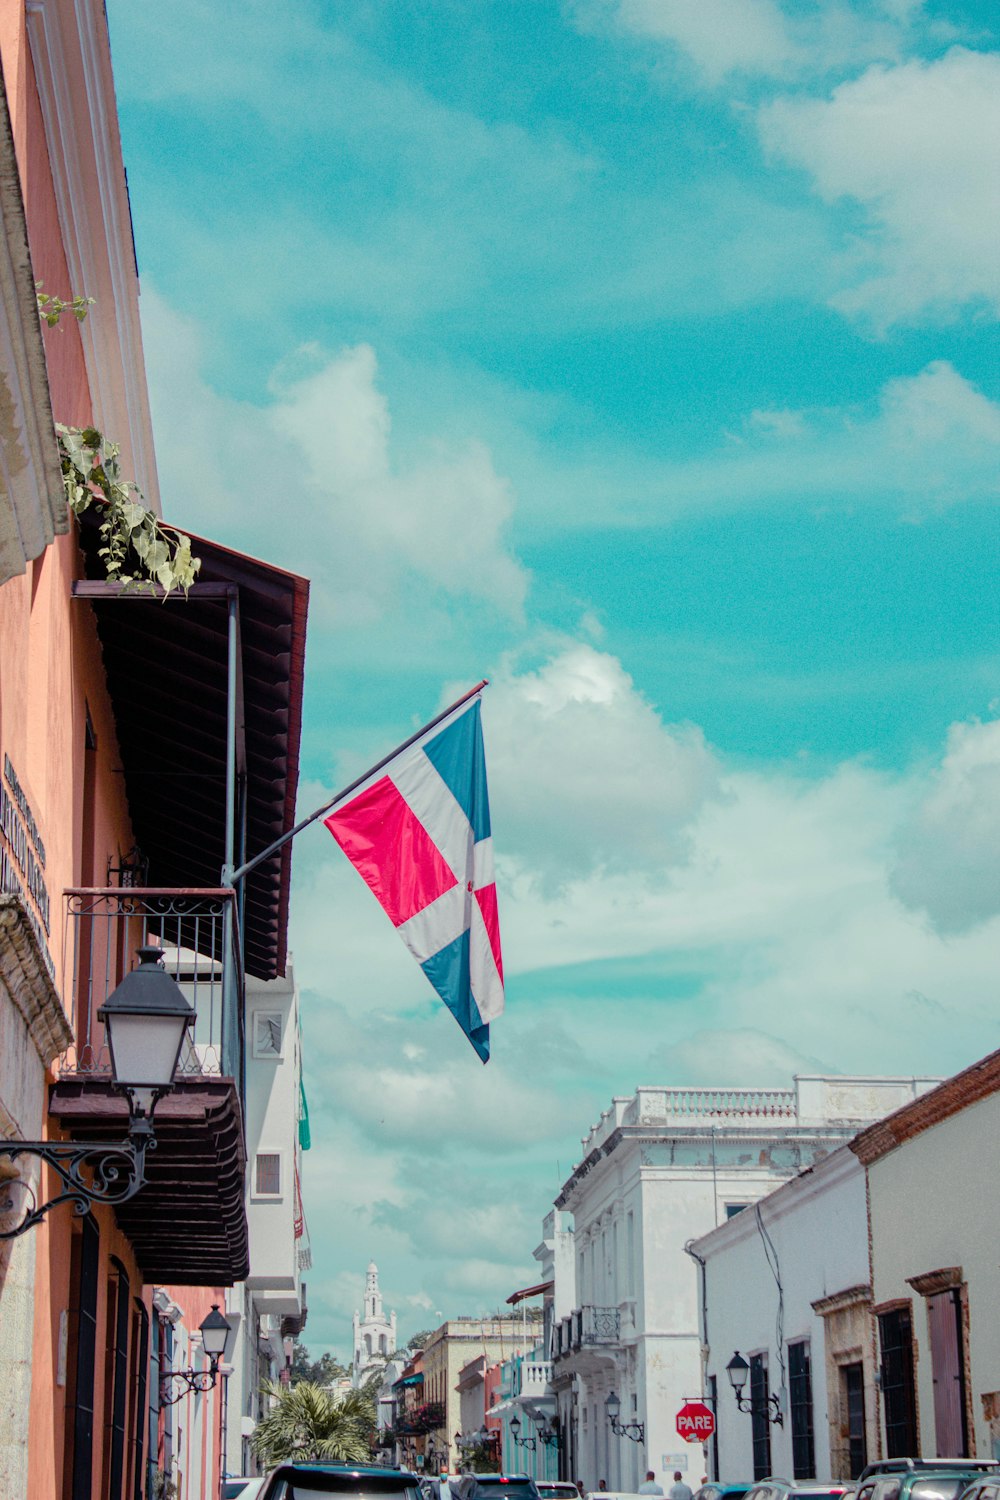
{"left": 582, "top": 0, "right": 926, "bottom": 84}
{"left": 140, "top": 291, "right": 527, "bottom": 622}
{"left": 891, "top": 717, "right": 1000, "bottom": 932}
{"left": 758, "top": 48, "right": 1000, "bottom": 325}
{"left": 482, "top": 644, "right": 719, "bottom": 881}
{"left": 613, "top": 0, "right": 795, "bottom": 84}
{"left": 662, "top": 1028, "right": 833, "bottom": 1085}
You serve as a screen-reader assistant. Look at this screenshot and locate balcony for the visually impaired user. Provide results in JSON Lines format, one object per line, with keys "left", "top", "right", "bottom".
{"left": 553, "top": 1306, "right": 620, "bottom": 1360}
{"left": 48, "top": 887, "right": 249, "bottom": 1283}
{"left": 513, "top": 1359, "right": 552, "bottom": 1397}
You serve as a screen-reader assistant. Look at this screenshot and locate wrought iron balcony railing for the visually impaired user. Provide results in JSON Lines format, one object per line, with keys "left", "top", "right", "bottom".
{"left": 553, "top": 1305, "right": 620, "bottom": 1358}
{"left": 59, "top": 887, "right": 245, "bottom": 1102}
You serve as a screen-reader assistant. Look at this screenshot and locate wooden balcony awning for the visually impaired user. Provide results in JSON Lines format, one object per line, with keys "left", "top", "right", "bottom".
{"left": 75, "top": 523, "right": 308, "bottom": 981}
{"left": 49, "top": 1077, "right": 249, "bottom": 1284}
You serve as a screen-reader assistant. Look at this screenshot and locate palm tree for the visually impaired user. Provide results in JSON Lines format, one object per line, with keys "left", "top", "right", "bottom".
{"left": 250, "top": 1380, "right": 374, "bottom": 1468}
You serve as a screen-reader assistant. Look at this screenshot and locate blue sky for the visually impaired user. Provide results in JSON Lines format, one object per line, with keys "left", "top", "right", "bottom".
{"left": 106, "top": 0, "right": 1000, "bottom": 1355}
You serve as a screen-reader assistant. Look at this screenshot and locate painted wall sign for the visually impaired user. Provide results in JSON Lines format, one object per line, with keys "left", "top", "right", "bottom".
{"left": 0, "top": 753, "right": 54, "bottom": 975}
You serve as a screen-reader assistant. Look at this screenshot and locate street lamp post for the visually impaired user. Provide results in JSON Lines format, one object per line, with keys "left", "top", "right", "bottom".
{"left": 725, "top": 1352, "right": 783, "bottom": 1427}
{"left": 510, "top": 1414, "right": 536, "bottom": 1452}
{"left": 605, "top": 1391, "right": 645, "bottom": 1444}
{"left": 160, "top": 1305, "right": 233, "bottom": 1405}
{"left": 0, "top": 946, "right": 194, "bottom": 1239}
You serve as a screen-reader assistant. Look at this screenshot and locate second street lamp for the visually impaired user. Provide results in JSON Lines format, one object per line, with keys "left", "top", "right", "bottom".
{"left": 0, "top": 946, "right": 194, "bottom": 1238}
{"left": 160, "top": 1304, "right": 233, "bottom": 1404}
{"left": 606, "top": 1390, "right": 645, "bottom": 1444}
{"left": 726, "top": 1351, "right": 783, "bottom": 1427}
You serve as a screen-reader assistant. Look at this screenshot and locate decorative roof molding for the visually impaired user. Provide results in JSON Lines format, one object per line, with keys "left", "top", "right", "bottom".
{"left": 0, "top": 893, "right": 72, "bottom": 1064}
{"left": 907, "top": 1267, "right": 963, "bottom": 1297}
{"left": 812, "top": 1284, "right": 872, "bottom": 1317}
{"left": 851, "top": 1049, "right": 1000, "bottom": 1165}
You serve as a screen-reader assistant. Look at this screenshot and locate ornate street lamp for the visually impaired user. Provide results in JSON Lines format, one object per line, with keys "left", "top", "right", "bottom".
{"left": 606, "top": 1390, "right": 645, "bottom": 1444}
{"left": 725, "top": 1351, "right": 783, "bottom": 1427}
{"left": 160, "top": 1304, "right": 232, "bottom": 1405}
{"left": 0, "top": 946, "right": 194, "bottom": 1238}
{"left": 510, "top": 1414, "right": 537, "bottom": 1451}
{"left": 532, "top": 1412, "right": 560, "bottom": 1449}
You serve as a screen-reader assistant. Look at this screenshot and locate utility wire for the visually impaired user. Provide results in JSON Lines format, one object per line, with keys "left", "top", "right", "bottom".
{"left": 755, "top": 1200, "right": 786, "bottom": 1392}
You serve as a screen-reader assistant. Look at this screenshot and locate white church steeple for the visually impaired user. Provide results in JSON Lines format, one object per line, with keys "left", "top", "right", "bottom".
{"left": 351, "top": 1260, "right": 397, "bottom": 1387}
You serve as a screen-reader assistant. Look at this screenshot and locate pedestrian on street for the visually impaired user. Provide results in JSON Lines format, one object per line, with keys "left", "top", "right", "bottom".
{"left": 640, "top": 1472, "right": 665, "bottom": 1495}
{"left": 598, "top": 1482, "right": 608, "bottom": 1492}
{"left": 575, "top": 1483, "right": 585, "bottom": 1497}
{"left": 669, "top": 1473, "right": 694, "bottom": 1500}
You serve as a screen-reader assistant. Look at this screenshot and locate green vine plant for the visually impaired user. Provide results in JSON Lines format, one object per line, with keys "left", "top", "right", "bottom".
{"left": 35, "top": 281, "right": 94, "bottom": 326}
{"left": 38, "top": 285, "right": 201, "bottom": 596}
{"left": 57, "top": 425, "right": 200, "bottom": 596}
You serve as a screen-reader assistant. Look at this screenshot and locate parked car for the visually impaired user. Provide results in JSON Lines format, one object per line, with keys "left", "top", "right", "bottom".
{"left": 258, "top": 1463, "right": 424, "bottom": 1499}
{"left": 695, "top": 1484, "right": 752, "bottom": 1500}
{"left": 959, "top": 1480, "right": 1000, "bottom": 1500}
{"left": 224, "top": 1481, "right": 266, "bottom": 1499}
{"left": 855, "top": 1467, "right": 1000, "bottom": 1500}
{"left": 537, "top": 1485, "right": 581, "bottom": 1500}
{"left": 744, "top": 1481, "right": 796, "bottom": 1500}
{"left": 860, "top": 1468, "right": 1000, "bottom": 1485}
{"left": 451, "top": 1478, "right": 542, "bottom": 1500}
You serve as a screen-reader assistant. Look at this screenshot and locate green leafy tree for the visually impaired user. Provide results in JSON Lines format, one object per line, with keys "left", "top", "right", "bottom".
{"left": 250, "top": 1381, "right": 374, "bottom": 1468}
{"left": 289, "top": 1340, "right": 350, "bottom": 1387}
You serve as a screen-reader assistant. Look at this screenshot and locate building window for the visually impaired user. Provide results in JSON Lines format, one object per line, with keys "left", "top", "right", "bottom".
{"left": 725, "top": 1203, "right": 749, "bottom": 1219}
{"left": 841, "top": 1362, "right": 867, "bottom": 1478}
{"left": 878, "top": 1307, "right": 918, "bottom": 1458}
{"left": 627, "top": 1212, "right": 635, "bottom": 1297}
{"left": 253, "top": 1011, "right": 283, "bottom": 1058}
{"left": 253, "top": 1152, "right": 282, "bottom": 1198}
{"left": 789, "top": 1340, "right": 815, "bottom": 1479}
{"left": 750, "top": 1353, "right": 772, "bottom": 1480}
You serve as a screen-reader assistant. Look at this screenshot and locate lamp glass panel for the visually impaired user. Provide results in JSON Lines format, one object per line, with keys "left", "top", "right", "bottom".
{"left": 106, "top": 1012, "right": 188, "bottom": 1087}
{"left": 200, "top": 1317, "right": 229, "bottom": 1358}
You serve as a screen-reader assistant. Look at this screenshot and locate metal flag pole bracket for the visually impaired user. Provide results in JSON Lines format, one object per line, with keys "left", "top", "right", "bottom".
{"left": 226, "top": 679, "right": 488, "bottom": 887}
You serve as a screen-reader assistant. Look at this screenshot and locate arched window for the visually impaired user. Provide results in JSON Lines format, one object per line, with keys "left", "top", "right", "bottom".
{"left": 379, "top": 1334, "right": 387, "bottom": 1354}
{"left": 365, "top": 1334, "right": 373, "bottom": 1355}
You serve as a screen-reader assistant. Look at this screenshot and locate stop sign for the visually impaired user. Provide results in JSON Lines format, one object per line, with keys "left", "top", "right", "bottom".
{"left": 676, "top": 1401, "right": 716, "bottom": 1443}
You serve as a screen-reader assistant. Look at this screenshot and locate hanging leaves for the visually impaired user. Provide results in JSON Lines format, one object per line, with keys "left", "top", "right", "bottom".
{"left": 57, "top": 423, "right": 201, "bottom": 596}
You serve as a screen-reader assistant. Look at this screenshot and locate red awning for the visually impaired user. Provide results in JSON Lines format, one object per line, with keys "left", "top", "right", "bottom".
{"left": 506, "top": 1279, "right": 554, "bottom": 1305}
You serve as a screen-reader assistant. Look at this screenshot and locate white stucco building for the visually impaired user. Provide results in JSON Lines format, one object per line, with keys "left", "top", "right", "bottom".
{"left": 551, "top": 1075, "right": 936, "bottom": 1494}
{"left": 852, "top": 1050, "right": 1000, "bottom": 1464}
{"left": 692, "top": 1144, "right": 875, "bottom": 1484}
{"left": 353, "top": 1262, "right": 397, "bottom": 1386}
{"left": 225, "top": 961, "right": 309, "bottom": 1479}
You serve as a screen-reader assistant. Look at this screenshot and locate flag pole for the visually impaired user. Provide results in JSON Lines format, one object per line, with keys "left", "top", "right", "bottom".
{"left": 226, "top": 679, "right": 489, "bottom": 886}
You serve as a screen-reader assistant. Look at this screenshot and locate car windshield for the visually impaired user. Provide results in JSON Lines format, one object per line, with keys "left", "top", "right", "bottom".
{"left": 911, "top": 1483, "right": 978, "bottom": 1500}
{"left": 267, "top": 1487, "right": 422, "bottom": 1500}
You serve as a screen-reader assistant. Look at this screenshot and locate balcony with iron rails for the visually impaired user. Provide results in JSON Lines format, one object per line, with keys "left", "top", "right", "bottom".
{"left": 552, "top": 1306, "right": 620, "bottom": 1361}
{"left": 48, "top": 887, "right": 249, "bottom": 1283}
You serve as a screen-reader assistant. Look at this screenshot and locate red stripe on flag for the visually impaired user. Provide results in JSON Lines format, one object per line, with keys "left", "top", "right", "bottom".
{"left": 325, "top": 776, "right": 457, "bottom": 928}
{"left": 474, "top": 882, "right": 503, "bottom": 984}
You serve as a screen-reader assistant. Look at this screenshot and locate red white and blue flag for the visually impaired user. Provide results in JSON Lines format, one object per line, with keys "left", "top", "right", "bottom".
{"left": 324, "top": 696, "right": 503, "bottom": 1062}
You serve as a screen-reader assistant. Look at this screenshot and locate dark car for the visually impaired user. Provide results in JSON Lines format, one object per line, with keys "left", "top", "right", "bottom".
{"left": 259, "top": 1463, "right": 424, "bottom": 1500}
{"left": 450, "top": 1476, "right": 542, "bottom": 1500}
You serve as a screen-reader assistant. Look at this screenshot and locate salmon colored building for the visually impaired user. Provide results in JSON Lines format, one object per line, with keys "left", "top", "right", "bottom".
{"left": 0, "top": 5, "right": 308, "bottom": 1499}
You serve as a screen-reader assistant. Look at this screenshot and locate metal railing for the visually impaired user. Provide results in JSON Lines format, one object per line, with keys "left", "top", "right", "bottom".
{"left": 625, "top": 1087, "right": 796, "bottom": 1124}
{"left": 60, "top": 888, "right": 245, "bottom": 1099}
{"left": 553, "top": 1305, "right": 620, "bottom": 1357}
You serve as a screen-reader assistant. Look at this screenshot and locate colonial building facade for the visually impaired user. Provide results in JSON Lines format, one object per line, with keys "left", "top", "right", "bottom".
{"left": 550, "top": 1076, "right": 935, "bottom": 1493}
